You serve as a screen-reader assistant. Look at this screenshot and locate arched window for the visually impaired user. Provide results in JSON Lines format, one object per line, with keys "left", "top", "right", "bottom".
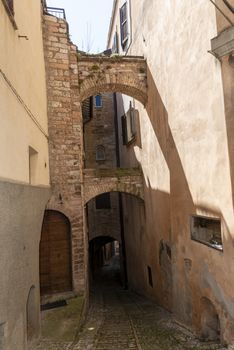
{"left": 96, "top": 145, "right": 105, "bottom": 161}
{"left": 94, "top": 94, "right": 102, "bottom": 108}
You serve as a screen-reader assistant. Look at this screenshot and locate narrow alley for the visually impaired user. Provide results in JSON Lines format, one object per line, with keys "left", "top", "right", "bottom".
{"left": 35, "top": 256, "right": 226, "bottom": 350}
{"left": 1, "top": 1, "right": 234, "bottom": 349}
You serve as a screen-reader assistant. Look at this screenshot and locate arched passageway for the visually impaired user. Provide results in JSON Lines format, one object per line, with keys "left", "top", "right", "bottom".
{"left": 39, "top": 210, "right": 73, "bottom": 296}
{"left": 89, "top": 236, "right": 120, "bottom": 283}
{"left": 78, "top": 56, "right": 147, "bottom": 105}
{"left": 86, "top": 191, "right": 145, "bottom": 290}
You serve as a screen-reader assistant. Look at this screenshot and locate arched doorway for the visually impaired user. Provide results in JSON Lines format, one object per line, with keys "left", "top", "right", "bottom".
{"left": 200, "top": 297, "right": 220, "bottom": 341}
{"left": 39, "top": 210, "right": 72, "bottom": 296}
{"left": 26, "top": 286, "right": 39, "bottom": 343}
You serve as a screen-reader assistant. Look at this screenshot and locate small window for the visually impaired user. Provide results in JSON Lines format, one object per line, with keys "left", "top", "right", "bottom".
{"left": 120, "top": 2, "right": 128, "bottom": 49}
{"left": 82, "top": 97, "right": 93, "bottom": 123}
{"left": 121, "top": 101, "right": 136, "bottom": 145}
{"left": 147, "top": 266, "right": 153, "bottom": 287}
{"left": 96, "top": 145, "right": 105, "bottom": 161}
{"left": 112, "top": 31, "right": 119, "bottom": 54}
{"left": 95, "top": 193, "right": 111, "bottom": 209}
{"left": 29, "top": 146, "right": 38, "bottom": 185}
{"left": 191, "top": 215, "right": 223, "bottom": 251}
{"left": 94, "top": 94, "right": 102, "bottom": 108}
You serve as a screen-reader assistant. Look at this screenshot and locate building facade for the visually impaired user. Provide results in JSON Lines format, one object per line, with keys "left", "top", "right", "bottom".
{"left": 107, "top": 0, "right": 234, "bottom": 344}
{"left": 0, "top": 0, "right": 50, "bottom": 348}
{"left": 1, "top": 0, "right": 233, "bottom": 348}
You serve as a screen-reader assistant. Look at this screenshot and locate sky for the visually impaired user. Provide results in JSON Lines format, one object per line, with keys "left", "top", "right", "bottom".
{"left": 46, "top": 0, "right": 114, "bottom": 53}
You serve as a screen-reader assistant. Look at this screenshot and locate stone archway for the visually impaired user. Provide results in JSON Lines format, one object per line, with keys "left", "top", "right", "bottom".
{"left": 83, "top": 168, "right": 144, "bottom": 204}
{"left": 78, "top": 56, "right": 148, "bottom": 105}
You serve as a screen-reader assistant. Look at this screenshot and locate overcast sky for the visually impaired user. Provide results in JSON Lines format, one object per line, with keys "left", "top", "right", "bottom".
{"left": 46, "top": 0, "right": 114, "bottom": 53}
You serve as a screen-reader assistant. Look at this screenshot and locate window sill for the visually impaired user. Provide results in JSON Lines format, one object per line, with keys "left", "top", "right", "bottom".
{"left": 1, "top": 0, "right": 17, "bottom": 29}
{"left": 191, "top": 237, "right": 223, "bottom": 252}
{"left": 210, "top": 26, "right": 234, "bottom": 59}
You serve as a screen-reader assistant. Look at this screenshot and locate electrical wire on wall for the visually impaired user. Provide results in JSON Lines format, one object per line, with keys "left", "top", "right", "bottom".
{"left": 0, "top": 68, "right": 48, "bottom": 139}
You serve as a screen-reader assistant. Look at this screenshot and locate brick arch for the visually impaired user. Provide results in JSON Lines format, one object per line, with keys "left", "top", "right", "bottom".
{"left": 44, "top": 204, "right": 76, "bottom": 229}
{"left": 78, "top": 56, "right": 148, "bottom": 105}
{"left": 85, "top": 188, "right": 144, "bottom": 205}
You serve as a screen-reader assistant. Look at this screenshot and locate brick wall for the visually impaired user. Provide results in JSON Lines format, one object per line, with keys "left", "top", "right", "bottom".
{"left": 43, "top": 14, "right": 86, "bottom": 293}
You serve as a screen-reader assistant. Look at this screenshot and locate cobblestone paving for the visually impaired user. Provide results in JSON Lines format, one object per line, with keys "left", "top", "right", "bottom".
{"left": 35, "top": 263, "right": 227, "bottom": 350}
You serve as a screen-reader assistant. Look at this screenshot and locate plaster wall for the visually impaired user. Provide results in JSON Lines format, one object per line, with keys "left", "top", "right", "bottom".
{"left": 108, "top": 0, "right": 234, "bottom": 343}
{"left": 0, "top": 0, "right": 49, "bottom": 184}
{"left": 0, "top": 181, "right": 50, "bottom": 350}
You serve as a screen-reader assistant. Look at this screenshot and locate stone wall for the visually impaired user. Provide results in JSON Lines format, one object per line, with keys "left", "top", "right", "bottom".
{"left": 78, "top": 56, "right": 147, "bottom": 105}
{"left": 84, "top": 93, "right": 117, "bottom": 169}
{"left": 43, "top": 14, "right": 86, "bottom": 293}
{"left": 83, "top": 168, "right": 144, "bottom": 204}
{"left": 42, "top": 14, "right": 145, "bottom": 298}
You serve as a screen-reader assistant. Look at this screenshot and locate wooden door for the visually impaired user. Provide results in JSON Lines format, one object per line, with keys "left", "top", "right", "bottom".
{"left": 40, "top": 210, "right": 72, "bottom": 295}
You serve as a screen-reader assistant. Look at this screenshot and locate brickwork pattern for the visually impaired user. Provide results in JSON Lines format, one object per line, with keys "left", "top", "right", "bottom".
{"left": 83, "top": 168, "right": 144, "bottom": 204}
{"left": 78, "top": 56, "right": 148, "bottom": 105}
{"left": 43, "top": 15, "right": 86, "bottom": 292}
{"left": 84, "top": 93, "right": 117, "bottom": 168}
{"left": 43, "top": 14, "right": 146, "bottom": 296}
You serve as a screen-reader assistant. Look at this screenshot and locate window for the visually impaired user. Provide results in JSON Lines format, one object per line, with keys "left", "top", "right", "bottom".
{"left": 120, "top": 2, "right": 128, "bottom": 49}
{"left": 96, "top": 145, "right": 105, "bottom": 161}
{"left": 29, "top": 146, "right": 38, "bottom": 185}
{"left": 95, "top": 193, "right": 111, "bottom": 209}
{"left": 82, "top": 97, "right": 93, "bottom": 123}
{"left": 121, "top": 101, "right": 136, "bottom": 145}
{"left": 147, "top": 266, "right": 153, "bottom": 287}
{"left": 94, "top": 94, "right": 102, "bottom": 108}
{"left": 190, "top": 215, "right": 223, "bottom": 251}
{"left": 112, "top": 31, "right": 119, "bottom": 54}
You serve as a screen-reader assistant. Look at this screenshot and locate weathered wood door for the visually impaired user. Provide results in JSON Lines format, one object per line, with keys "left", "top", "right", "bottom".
{"left": 40, "top": 210, "right": 72, "bottom": 295}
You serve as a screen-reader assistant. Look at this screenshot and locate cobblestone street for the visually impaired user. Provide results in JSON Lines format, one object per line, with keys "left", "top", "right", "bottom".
{"left": 35, "top": 261, "right": 226, "bottom": 350}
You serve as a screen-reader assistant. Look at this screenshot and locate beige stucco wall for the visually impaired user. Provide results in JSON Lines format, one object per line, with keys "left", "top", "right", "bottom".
{"left": 0, "top": 0, "right": 49, "bottom": 185}
{"left": 0, "top": 1, "right": 50, "bottom": 348}
{"left": 108, "top": 0, "right": 234, "bottom": 343}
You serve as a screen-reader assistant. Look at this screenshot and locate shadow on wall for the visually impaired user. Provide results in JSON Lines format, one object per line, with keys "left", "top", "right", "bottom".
{"left": 222, "top": 54, "right": 234, "bottom": 210}
{"left": 146, "top": 66, "right": 195, "bottom": 324}
{"left": 145, "top": 66, "right": 234, "bottom": 342}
